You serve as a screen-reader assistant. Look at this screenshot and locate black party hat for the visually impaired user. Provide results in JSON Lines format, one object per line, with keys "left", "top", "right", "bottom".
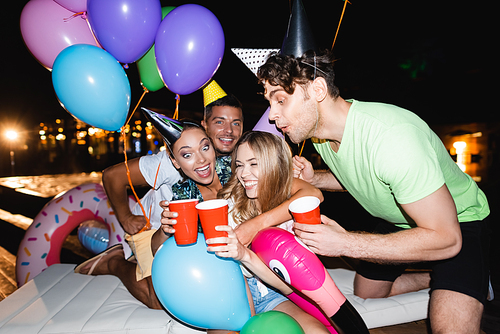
{"left": 141, "top": 107, "right": 183, "bottom": 148}
{"left": 280, "top": 0, "right": 319, "bottom": 57}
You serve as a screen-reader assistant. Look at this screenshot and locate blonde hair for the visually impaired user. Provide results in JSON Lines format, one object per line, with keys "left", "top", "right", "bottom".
{"left": 218, "top": 131, "right": 293, "bottom": 225}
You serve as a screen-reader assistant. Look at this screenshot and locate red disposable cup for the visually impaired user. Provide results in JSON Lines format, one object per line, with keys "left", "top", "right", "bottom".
{"left": 288, "top": 196, "right": 321, "bottom": 225}
{"left": 196, "top": 199, "right": 229, "bottom": 247}
{"left": 169, "top": 199, "right": 199, "bottom": 245}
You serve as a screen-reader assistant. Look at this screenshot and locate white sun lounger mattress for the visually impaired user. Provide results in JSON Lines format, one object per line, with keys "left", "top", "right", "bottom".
{"left": 0, "top": 264, "right": 429, "bottom": 333}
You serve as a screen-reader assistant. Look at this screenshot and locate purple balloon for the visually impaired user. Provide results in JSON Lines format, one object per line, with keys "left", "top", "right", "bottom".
{"left": 20, "top": 0, "right": 99, "bottom": 70}
{"left": 155, "top": 4, "right": 224, "bottom": 95}
{"left": 87, "top": 0, "right": 162, "bottom": 64}
{"left": 253, "top": 107, "right": 284, "bottom": 138}
{"left": 54, "top": 0, "right": 87, "bottom": 13}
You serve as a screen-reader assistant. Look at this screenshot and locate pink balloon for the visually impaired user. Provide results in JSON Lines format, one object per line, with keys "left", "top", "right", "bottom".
{"left": 54, "top": 0, "right": 87, "bottom": 13}
{"left": 20, "top": 0, "right": 99, "bottom": 70}
{"left": 253, "top": 107, "right": 284, "bottom": 138}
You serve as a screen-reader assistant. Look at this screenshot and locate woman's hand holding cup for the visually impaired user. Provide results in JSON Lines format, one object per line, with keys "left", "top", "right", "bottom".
{"left": 159, "top": 200, "right": 178, "bottom": 235}
{"left": 206, "top": 225, "right": 249, "bottom": 262}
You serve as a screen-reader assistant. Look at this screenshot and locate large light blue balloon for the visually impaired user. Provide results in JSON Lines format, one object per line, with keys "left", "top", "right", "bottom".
{"left": 152, "top": 233, "right": 251, "bottom": 331}
{"left": 52, "top": 44, "right": 130, "bottom": 131}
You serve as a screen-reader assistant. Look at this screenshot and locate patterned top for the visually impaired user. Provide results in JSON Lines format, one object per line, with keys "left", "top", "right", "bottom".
{"left": 172, "top": 155, "right": 232, "bottom": 232}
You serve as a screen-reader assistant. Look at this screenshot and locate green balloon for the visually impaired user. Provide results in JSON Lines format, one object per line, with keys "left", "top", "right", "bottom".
{"left": 136, "top": 6, "right": 175, "bottom": 92}
{"left": 240, "top": 311, "right": 305, "bottom": 334}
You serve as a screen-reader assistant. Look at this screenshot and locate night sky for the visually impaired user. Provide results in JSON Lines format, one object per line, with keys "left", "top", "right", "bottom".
{"left": 1, "top": 0, "right": 495, "bottom": 137}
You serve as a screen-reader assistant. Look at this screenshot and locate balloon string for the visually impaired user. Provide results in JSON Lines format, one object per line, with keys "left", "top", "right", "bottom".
{"left": 82, "top": 13, "right": 101, "bottom": 47}
{"left": 125, "top": 87, "right": 149, "bottom": 127}
{"left": 173, "top": 94, "right": 180, "bottom": 120}
{"left": 148, "top": 161, "right": 162, "bottom": 222}
{"left": 133, "top": 94, "right": 180, "bottom": 231}
{"left": 119, "top": 86, "right": 151, "bottom": 233}
{"left": 64, "top": 11, "right": 86, "bottom": 22}
{"left": 331, "top": 0, "right": 350, "bottom": 50}
{"left": 121, "top": 130, "right": 151, "bottom": 233}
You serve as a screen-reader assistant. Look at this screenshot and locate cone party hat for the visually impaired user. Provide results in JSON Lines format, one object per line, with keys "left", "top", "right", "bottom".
{"left": 280, "top": 0, "right": 319, "bottom": 57}
{"left": 253, "top": 107, "right": 284, "bottom": 138}
{"left": 203, "top": 80, "right": 227, "bottom": 107}
{"left": 231, "top": 48, "right": 280, "bottom": 77}
{"left": 142, "top": 107, "right": 184, "bottom": 148}
{"left": 232, "top": 0, "right": 319, "bottom": 76}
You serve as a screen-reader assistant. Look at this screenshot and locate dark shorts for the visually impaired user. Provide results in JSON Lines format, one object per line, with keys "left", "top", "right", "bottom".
{"left": 356, "top": 218, "right": 491, "bottom": 304}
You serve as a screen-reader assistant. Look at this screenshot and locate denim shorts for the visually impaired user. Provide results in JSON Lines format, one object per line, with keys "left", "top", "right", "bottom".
{"left": 247, "top": 276, "right": 288, "bottom": 314}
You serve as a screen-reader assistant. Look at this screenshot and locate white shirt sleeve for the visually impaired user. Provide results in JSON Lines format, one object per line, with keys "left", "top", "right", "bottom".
{"left": 139, "top": 150, "right": 181, "bottom": 189}
{"left": 133, "top": 151, "right": 182, "bottom": 229}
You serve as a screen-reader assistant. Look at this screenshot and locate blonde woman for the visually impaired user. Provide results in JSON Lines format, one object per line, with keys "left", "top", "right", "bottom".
{"left": 210, "top": 131, "right": 330, "bottom": 334}
{"left": 157, "top": 130, "right": 326, "bottom": 333}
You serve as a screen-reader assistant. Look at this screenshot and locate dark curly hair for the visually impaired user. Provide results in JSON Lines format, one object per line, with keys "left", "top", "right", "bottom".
{"left": 257, "top": 49, "right": 339, "bottom": 99}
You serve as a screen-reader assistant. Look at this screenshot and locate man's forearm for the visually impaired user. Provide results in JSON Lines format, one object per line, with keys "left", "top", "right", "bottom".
{"left": 102, "top": 170, "right": 135, "bottom": 223}
{"left": 338, "top": 227, "right": 460, "bottom": 263}
{"left": 102, "top": 158, "right": 148, "bottom": 224}
{"left": 310, "top": 170, "right": 343, "bottom": 191}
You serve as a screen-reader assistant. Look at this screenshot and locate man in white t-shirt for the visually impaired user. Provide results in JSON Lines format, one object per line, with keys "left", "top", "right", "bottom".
{"left": 80, "top": 92, "right": 243, "bottom": 315}
{"left": 70, "top": 92, "right": 245, "bottom": 333}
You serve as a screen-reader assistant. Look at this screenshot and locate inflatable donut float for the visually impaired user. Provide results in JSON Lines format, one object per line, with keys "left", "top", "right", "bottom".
{"left": 16, "top": 182, "right": 134, "bottom": 287}
{"left": 252, "top": 227, "right": 369, "bottom": 334}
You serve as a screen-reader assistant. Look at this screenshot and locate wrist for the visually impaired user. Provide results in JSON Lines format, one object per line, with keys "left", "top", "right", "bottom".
{"left": 240, "top": 248, "right": 254, "bottom": 265}
{"left": 119, "top": 211, "right": 135, "bottom": 225}
{"left": 162, "top": 230, "right": 173, "bottom": 239}
{"left": 335, "top": 230, "right": 355, "bottom": 258}
{"left": 308, "top": 171, "right": 325, "bottom": 188}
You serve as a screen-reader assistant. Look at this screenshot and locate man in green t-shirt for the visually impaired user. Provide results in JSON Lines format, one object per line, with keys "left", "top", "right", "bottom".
{"left": 257, "top": 49, "right": 490, "bottom": 334}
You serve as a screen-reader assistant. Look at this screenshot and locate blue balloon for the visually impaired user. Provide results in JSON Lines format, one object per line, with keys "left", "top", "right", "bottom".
{"left": 52, "top": 44, "right": 130, "bottom": 131}
{"left": 77, "top": 220, "right": 110, "bottom": 254}
{"left": 152, "top": 233, "right": 251, "bottom": 331}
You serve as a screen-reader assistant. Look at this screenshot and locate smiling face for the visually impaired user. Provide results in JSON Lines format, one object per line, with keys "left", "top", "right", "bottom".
{"left": 170, "top": 127, "right": 216, "bottom": 185}
{"left": 235, "top": 142, "right": 260, "bottom": 200}
{"left": 264, "top": 82, "right": 318, "bottom": 144}
{"left": 203, "top": 105, "right": 243, "bottom": 155}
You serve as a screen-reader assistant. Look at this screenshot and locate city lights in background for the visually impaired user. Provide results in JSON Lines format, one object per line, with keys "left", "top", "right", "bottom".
{"left": 34, "top": 116, "right": 165, "bottom": 163}
{"left": 5, "top": 130, "right": 18, "bottom": 141}
{"left": 5, "top": 129, "right": 18, "bottom": 175}
{"left": 448, "top": 130, "right": 483, "bottom": 182}
{"left": 1, "top": 115, "right": 493, "bottom": 185}
{"left": 453, "top": 141, "right": 467, "bottom": 172}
